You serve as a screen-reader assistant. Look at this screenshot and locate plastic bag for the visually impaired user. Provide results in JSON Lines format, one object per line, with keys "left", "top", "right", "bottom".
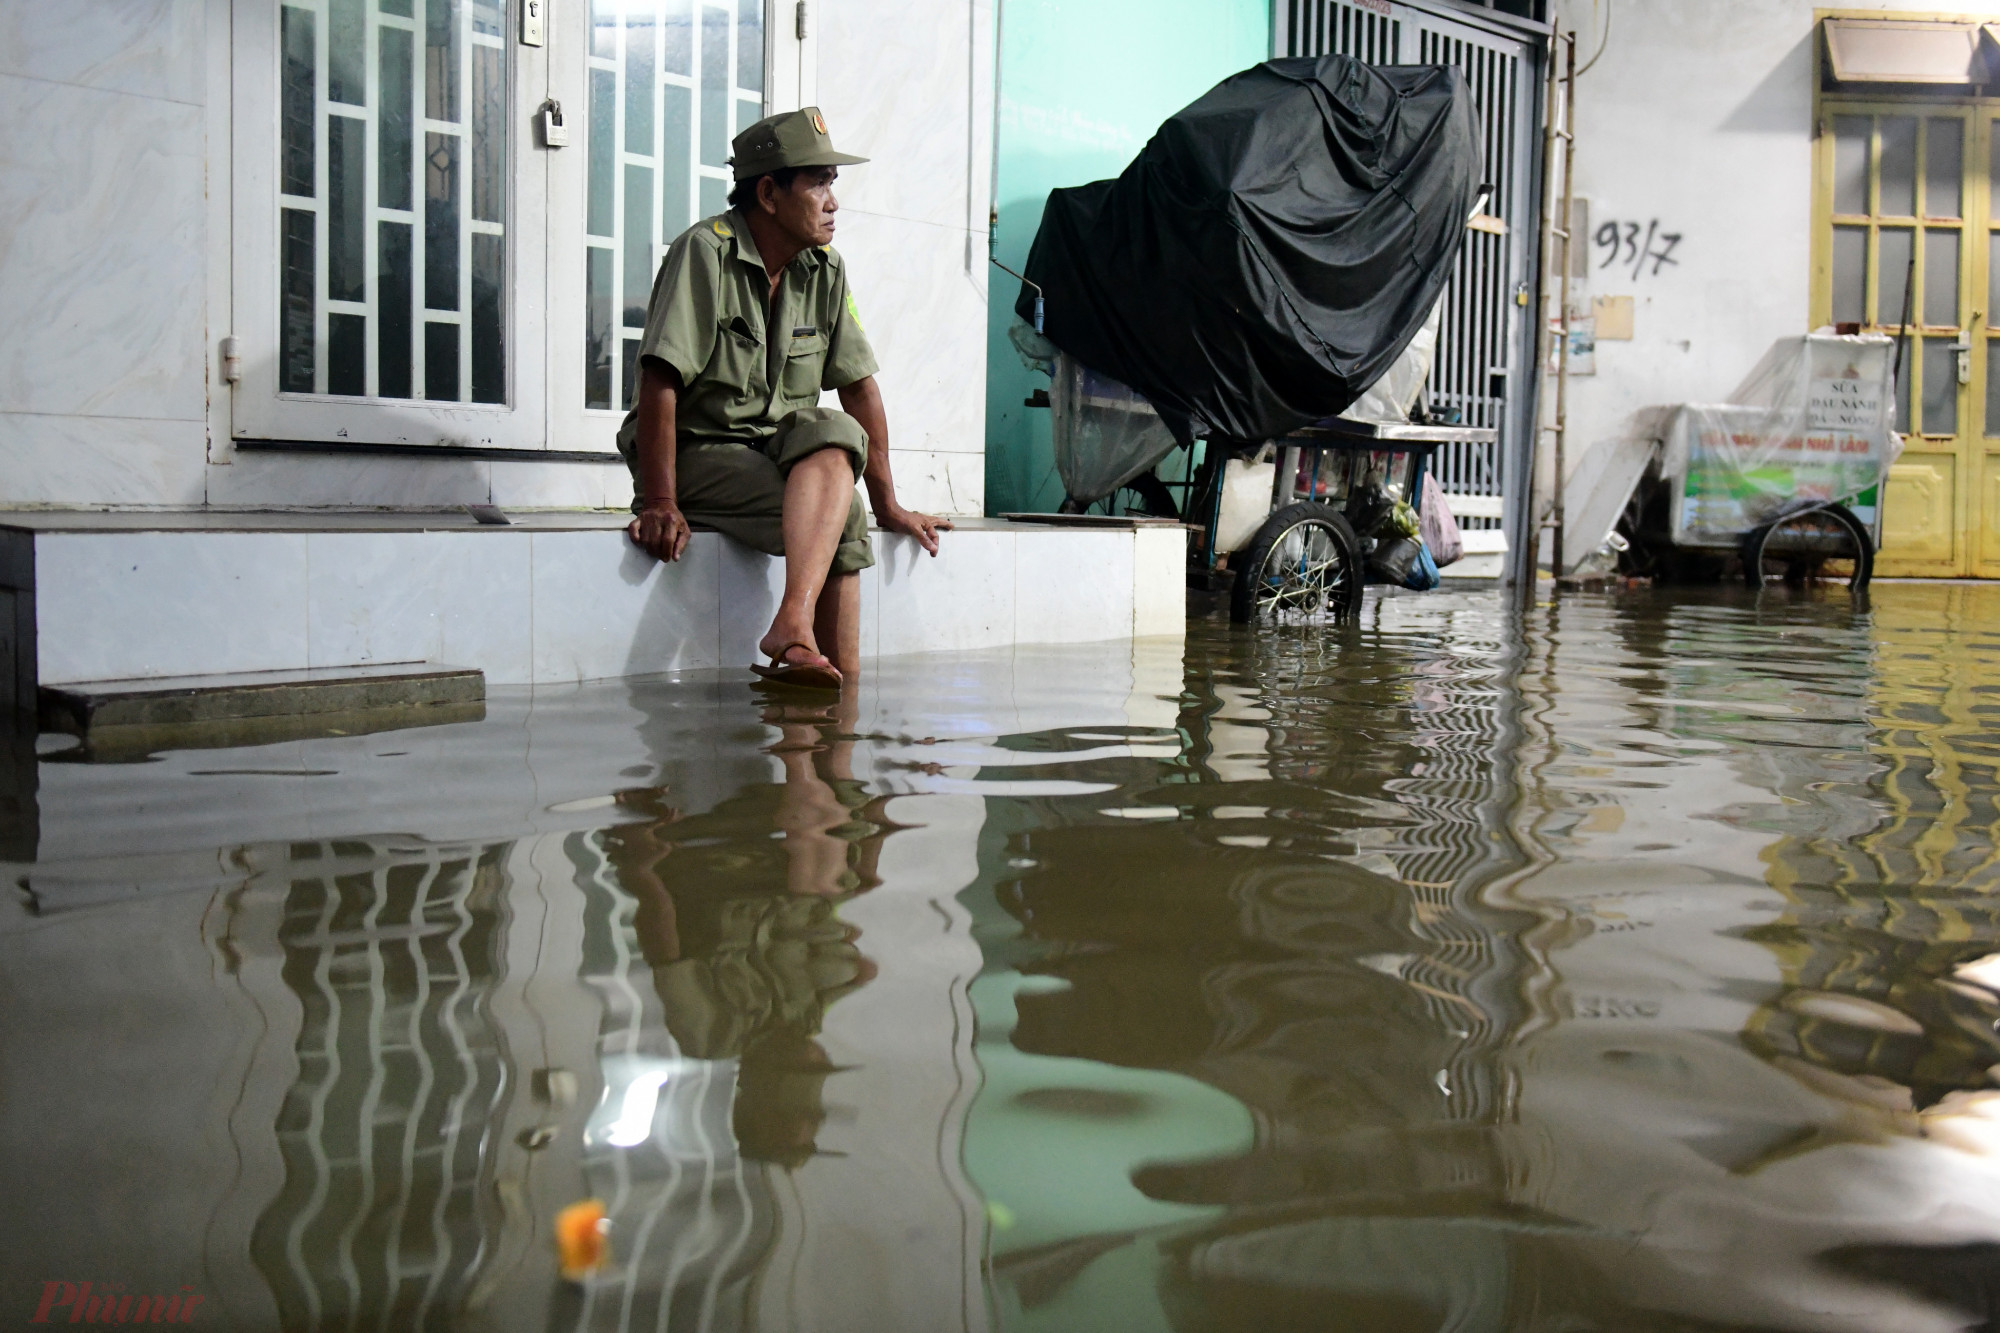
{"left": 1419, "top": 470, "right": 1463, "bottom": 567}
{"left": 1369, "top": 536, "right": 1423, "bottom": 584}
{"left": 1050, "top": 352, "right": 1181, "bottom": 507}
{"left": 1342, "top": 300, "right": 1443, "bottom": 426}
{"left": 1404, "top": 543, "right": 1442, "bottom": 591}
{"left": 1009, "top": 318, "right": 1058, "bottom": 376}
{"left": 1216, "top": 453, "right": 1276, "bottom": 554}
{"left": 1663, "top": 333, "right": 1897, "bottom": 546}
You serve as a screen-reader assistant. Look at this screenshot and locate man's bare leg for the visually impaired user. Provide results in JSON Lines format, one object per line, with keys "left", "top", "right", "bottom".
{"left": 759, "top": 448, "right": 855, "bottom": 670}
{"left": 814, "top": 573, "right": 860, "bottom": 680}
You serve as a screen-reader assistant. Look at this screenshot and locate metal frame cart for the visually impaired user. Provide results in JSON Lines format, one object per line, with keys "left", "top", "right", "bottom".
{"left": 1654, "top": 402, "right": 1881, "bottom": 591}
{"left": 1192, "top": 418, "right": 1499, "bottom": 624}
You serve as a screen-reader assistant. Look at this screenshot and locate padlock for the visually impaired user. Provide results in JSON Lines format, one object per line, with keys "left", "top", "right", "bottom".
{"left": 539, "top": 99, "right": 568, "bottom": 149}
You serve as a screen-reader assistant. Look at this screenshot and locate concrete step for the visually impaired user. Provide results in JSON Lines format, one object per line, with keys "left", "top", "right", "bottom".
{"left": 0, "top": 513, "right": 1188, "bottom": 703}
{"left": 39, "top": 662, "right": 484, "bottom": 757}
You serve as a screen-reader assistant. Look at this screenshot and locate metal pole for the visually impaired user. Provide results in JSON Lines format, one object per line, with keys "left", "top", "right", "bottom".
{"left": 1552, "top": 32, "right": 1577, "bottom": 579}
{"left": 1524, "top": 24, "right": 1563, "bottom": 601}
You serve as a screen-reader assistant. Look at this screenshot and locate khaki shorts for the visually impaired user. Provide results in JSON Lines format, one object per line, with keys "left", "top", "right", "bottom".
{"left": 625, "top": 407, "right": 874, "bottom": 575}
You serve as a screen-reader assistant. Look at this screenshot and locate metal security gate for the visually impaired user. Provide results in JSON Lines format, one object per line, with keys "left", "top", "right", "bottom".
{"left": 1277, "top": 0, "right": 1544, "bottom": 548}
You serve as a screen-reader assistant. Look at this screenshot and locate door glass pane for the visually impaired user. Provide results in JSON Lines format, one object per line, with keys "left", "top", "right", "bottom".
{"left": 700, "top": 7, "right": 729, "bottom": 168}
{"left": 624, "top": 164, "right": 654, "bottom": 326}
{"left": 1832, "top": 115, "right": 1868, "bottom": 215}
{"left": 1986, "top": 342, "right": 2000, "bottom": 438}
{"left": 328, "top": 115, "right": 366, "bottom": 303}
{"left": 380, "top": 28, "right": 414, "bottom": 211}
{"left": 663, "top": 0, "right": 692, "bottom": 75}
{"left": 1990, "top": 121, "right": 2000, "bottom": 217}
{"left": 626, "top": 10, "right": 656, "bottom": 157}
{"left": 1880, "top": 116, "right": 1917, "bottom": 216}
{"left": 736, "top": 0, "right": 763, "bottom": 94}
{"left": 329, "top": 0, "right": 366, "bottom": 106}
{"left": 275, "top": 0, "right": 507, "bottom": 402}
{"left": 1926, "top": 118, "right": 1962, "bottom": 218}
{"left": 281, "top": 7, "right": 315, "bottom": 198}
{"left": 586, "top": 247, "right": 613, "bottom": 409}
{"left": 1990, "top": 234, "right": 2000, "bottom": 336}
{"left": 1895, "top": 339, "right": 1911, "bottom": 432}
{"left": 1831, "top": 225, "right": 1864, "bottom": 326}
{"left": 1923, "top": 229, "right": 1959, "bottom": 326}
{"left": 281, "top": 208, "right": 315, "bottom": 392}
{"left": 471, "top": 44, "right": 504, "bottom": 223}
{"left": 329, "top": 312, "right": 366, "bottom": 395}
{"left": 587, "top": 68, "right": 615, "bottom": 237}
{"left": 426, "top": 0, "right": 458, "bottom": 121}
{"left": 1922, "top": 336, "right": 1958, "bottom": 435}
{"left": 426, "top": 132, "right": 460, "bottom": 311}
{"left": 380, "top": 222, "right": 413, "bottom": 399}
{"left": 662, "top": 85, "right": 692, "bottom": 239}
{"left": 1879, "top": 227, "right": 1912, "bottom": 328}
{"left": 426, "top": 321, "right": 460, "bottom": 401}
{"left": 472, "top": 232, "right": 504, "bottom": 403}
{"left": 585, "top": 0, "right": 766, "bottom": 411}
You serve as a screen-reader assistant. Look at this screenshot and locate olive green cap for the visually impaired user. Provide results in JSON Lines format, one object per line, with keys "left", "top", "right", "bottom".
{"left": 729, "top": 106, "right": 868, "bottom": 179}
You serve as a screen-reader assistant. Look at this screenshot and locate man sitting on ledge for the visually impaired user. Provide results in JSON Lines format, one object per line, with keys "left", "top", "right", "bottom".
{"left": 620, "top": 107, "right": 950, "bottom": 690}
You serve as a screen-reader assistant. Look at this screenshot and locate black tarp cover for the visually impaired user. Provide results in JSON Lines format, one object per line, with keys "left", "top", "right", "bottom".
{"left": 1015, "top": 55, "right": 1481, "bottom": 445}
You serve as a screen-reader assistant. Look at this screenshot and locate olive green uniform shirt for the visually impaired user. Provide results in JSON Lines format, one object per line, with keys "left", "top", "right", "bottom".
{"left": 616, "top": 210, "right": 879, "bottom": 456}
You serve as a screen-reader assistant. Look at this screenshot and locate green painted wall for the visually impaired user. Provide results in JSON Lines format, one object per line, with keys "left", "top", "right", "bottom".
{"left": 984, "top": 0, "right": 1272, "bottom": 515}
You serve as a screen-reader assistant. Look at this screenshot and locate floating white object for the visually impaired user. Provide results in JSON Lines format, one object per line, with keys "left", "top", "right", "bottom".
{"left": 1955, "top": 953, "right": 2000, "bottom": 993}
{"left": 1781, "top": 988, "right": 1924, "bottom": 1035}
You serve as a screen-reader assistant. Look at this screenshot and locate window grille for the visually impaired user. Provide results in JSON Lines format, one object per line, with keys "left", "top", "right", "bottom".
{"left": 243, "top": 839, "right": 511, "bottom": 1328}
{"left": 277, "top": 0, "right": 510, "bottom": 404}
{"left": 584, "top": 0, "right": 768, "bottom": 412}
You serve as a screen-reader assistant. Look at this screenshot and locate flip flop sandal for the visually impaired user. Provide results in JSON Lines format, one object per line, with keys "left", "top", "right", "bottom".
{"left": 750, "top": 643, "right": 842, "bottom": 691}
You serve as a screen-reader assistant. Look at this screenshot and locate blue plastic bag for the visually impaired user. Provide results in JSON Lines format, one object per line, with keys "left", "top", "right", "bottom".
{"left": 1404, "top": 543, "right": 1442, "bottom": 591}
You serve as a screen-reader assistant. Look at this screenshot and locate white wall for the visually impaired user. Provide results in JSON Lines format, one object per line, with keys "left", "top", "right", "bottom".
{"left": 1547, "top": 0, "right": 1981, "bottom": 480}
{"left": 0, "top": 1, "right": 213, "bottom": 507}
{"left": 0, "top": 0, "right": 991, "bottom": 514}
{"left": 816, "top": 0, "right": 994, "bottom": 517}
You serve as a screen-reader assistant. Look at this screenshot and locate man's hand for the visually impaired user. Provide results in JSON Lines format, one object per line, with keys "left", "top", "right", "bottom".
{"left": 878, "top": 504, "right": 954, "bottom": 557}
{"left": 628, "top": 500, "right": 693, "bottom": 562}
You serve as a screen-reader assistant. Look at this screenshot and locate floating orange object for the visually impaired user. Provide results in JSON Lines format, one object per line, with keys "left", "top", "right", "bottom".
{"left": 555, "top": 1199, "right": 610, "bottom": 1280}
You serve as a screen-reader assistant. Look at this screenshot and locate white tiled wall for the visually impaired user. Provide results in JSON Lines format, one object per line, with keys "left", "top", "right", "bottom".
{"left": 30, "top": 523, "right": 1183, "bottom": 686}
{"left": 814, "top": 0, "right": 993, "bottom": 517}
{"left": 0, "top": 0, "right": 210, "bottom": 510}
{"left": 0, "top": 0, "right": 994, "bottom": 514}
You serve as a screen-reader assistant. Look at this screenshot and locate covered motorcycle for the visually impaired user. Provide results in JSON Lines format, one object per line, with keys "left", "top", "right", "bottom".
{"left": 1015, "top": 53, "right": 1480, "bottom": 503}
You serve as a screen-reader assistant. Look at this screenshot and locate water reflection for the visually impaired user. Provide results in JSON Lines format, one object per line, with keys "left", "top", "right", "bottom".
{"left": 9, "top": 591, "right": 2000, "bottom": 1329}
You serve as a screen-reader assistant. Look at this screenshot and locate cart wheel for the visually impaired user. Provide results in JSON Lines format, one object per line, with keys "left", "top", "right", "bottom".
{"left": 1061, "top": 473, "right": 1182, "bottom": 521}
{"left": 1740, "top": 501, "right": 1873, "bottom": 591}
{"left": 1230, "top": 502, "right": 1362, "bottom": 625}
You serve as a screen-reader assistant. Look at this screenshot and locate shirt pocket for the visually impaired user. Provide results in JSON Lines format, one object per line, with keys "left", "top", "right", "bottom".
{"left": 704, "top": 315, "right": 763, "bottom": 395}
{"left": 780, "top": 331, "right": 829, "bottom": 402}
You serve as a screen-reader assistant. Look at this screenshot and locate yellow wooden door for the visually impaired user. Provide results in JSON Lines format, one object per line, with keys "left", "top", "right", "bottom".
{"left": 1815, "top": 101, "right": 1986, "bottom": 576}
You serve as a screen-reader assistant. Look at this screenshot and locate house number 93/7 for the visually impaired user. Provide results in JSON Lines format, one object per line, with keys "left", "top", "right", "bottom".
{"left": 1595, "top": 219, "right": 1681, "bottom": 280}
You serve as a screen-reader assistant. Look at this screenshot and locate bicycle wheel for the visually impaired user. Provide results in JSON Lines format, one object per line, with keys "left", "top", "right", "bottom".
{"left": 1741, "top": 502, "right": 1873, "bottom": 591}
{"left": 1060, "top": 471, "right": 1182, "bottom": 520}
{"left": 1230, "top": 502, "right": 1363, "bottom": 624}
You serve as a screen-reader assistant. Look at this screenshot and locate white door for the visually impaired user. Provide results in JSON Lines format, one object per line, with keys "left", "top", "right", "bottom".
{"left": 544, "top": 0, "right": 805, "bottom": 455}
{"left": 230, "top": 0, "right": 550, "bottom": 448}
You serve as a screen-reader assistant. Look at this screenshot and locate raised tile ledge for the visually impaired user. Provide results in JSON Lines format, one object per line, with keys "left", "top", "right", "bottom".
{"left": 15, "top": 515, "right": 1186, "bottom": 691}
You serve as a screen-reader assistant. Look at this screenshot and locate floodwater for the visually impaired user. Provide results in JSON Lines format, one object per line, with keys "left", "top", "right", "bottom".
{"left": 5, "top": 583, "right": 2000, "bottom": 1332}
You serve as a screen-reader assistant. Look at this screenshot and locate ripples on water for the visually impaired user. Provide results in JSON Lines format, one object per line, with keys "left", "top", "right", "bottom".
{"left": 4, "top": 584, "right": 2000, "bottom": 1331}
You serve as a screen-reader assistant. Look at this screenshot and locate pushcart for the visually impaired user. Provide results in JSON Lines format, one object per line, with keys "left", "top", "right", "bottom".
{"left": 1649, "top": 333, "right": 1893, "bottom": 592}
{"left": 1190, "top": 418, "right": 1499, "bottom": 624}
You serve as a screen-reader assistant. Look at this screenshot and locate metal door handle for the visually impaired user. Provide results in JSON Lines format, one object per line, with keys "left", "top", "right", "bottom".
{"left": 1952, "top": 334, "right": 1973, "bottom": 385}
